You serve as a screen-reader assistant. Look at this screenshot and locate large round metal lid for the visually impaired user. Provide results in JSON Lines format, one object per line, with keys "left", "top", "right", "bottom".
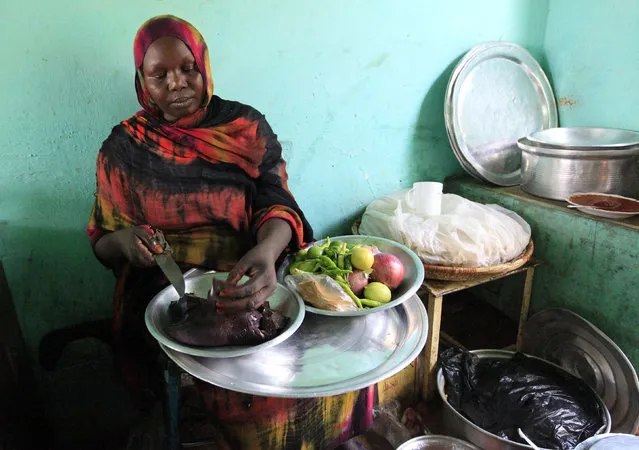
{"left": 521, "top": 308, "right": 639, "bottom": 434}
{"left": 445, "top": 41, "right": 557, "bottom": 186}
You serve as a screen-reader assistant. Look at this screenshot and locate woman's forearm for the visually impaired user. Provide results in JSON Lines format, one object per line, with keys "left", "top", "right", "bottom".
{"left": 94, "top": 232, "right": 124, "bottom": 268}
{"left": 256, "top": 218, "right": 293, "bottom": 263}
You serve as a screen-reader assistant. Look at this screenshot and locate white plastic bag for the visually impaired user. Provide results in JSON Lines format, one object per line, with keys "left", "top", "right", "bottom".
{"left": 285, "top": 274, "right": 358, "bottom": 312}
{"left": 359, "top": 190, "right": 531, "bottom": 267}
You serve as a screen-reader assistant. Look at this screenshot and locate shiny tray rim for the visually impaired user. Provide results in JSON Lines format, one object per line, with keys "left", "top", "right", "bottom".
{"left": 161, "top": 293, "right": 428, "bottom": 398}
{"left": 145, "top": 271, "right": 305, "bottom": 358}
{"left": 445, "top": 41, "right": 558, "bottom": 186}
{"left": 527, "top": 127, "right": 639, "bottom": 149}
{"left": 397, "top": 435, "right": 481, "bottom": 450}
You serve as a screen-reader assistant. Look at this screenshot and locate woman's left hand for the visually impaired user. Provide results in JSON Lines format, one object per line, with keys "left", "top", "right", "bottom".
{"left": 217, "top": 244, "right": 278, "bottom": 313}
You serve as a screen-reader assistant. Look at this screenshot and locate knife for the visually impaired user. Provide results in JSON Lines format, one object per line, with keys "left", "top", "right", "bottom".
{"left": 155, "top": 250, "right": 186, "bottom": 298}
{"left": 143, "top": 225, "right": 185, "bottom": 298}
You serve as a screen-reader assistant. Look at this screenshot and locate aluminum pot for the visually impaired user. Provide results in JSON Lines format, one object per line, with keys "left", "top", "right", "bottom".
{"left": 517, "top": 127, "right": 639, "bottom": 201}
{"left": 437, "top": 349, "right": 611, "bottom": 450}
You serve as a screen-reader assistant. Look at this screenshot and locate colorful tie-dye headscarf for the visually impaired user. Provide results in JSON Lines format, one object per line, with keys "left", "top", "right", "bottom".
{"left": 133, "top": 14, "right": 214, "bottom": 122}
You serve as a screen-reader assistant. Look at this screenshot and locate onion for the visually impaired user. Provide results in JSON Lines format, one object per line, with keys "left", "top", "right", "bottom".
{"left": 363, "top": 244, "right": 380, "bottom": 255}
{"left": 370, "top": 253, "right": 405, "bottom": 289}
{"left": 347, "top": 270, "right": 369, "bottom": 296}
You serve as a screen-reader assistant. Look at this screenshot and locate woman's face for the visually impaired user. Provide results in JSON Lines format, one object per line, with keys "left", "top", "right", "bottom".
{"left": 142, "top": 36, "right": 205, "bottom": 122}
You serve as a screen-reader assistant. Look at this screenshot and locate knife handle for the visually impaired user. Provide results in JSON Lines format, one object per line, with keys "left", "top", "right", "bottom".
{"left": 140, "top": 225, "right": 167, "bottom": 255}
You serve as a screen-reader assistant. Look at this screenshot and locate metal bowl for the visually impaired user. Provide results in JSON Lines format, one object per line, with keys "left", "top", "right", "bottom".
{"left": 517, "top": 130, "right": 639, "bottom": 201}
{"left": 277, "top": 235, "right": 425, "bottom": 316}
{"left": 437, "top": 349, "right": 611, "bottom": 450}
{"left": 145, "top": 271, "right": 305, "bottom": 358}
{"left": 526, "top": 127, "right": 639, "bottom": 149}
{"left": 397, "top": 435, "right": 481, "bottom": 450}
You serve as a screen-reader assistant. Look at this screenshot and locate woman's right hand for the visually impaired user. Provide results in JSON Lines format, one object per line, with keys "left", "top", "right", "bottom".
{"left": 95, "top": 226, "right": 164, "bottom": 268}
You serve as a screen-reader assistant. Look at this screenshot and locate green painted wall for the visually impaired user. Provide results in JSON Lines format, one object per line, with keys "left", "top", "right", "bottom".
{"left": 545, "top": 0, "right": 639, "bottom": 129}
{"left": 537, "top": 0, "right": 639, "bottom": 368}
{"left": 447, "top": 179, "right": 639, "bottom": 371}
{"left": 0, "top": 1, "right": 549, "bottom": 359}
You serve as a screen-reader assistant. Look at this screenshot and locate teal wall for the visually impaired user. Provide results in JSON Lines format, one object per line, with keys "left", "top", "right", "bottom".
{"left": 0, "top": 1, "right": 550, "bottom": 358}
{"left": 545, "top": 0, "right": 639, "bottom": 129}
{"left": 447, "top": 179, "right": 639, "bottom": 371}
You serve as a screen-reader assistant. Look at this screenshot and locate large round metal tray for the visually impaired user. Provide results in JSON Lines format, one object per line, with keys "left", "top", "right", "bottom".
{"left": 145, "top": 271, "right": 305, "bottom": 358}
{"left": 161, "top": 293, "right": 428, "bottom": 398}
{"left": 397, "top": 435, "right": 481, "bottom": 450}
{"left": 445, "top": 41, "right": 558, "bottom": 186}
{"left": 521, "top": 308, "right": 639, "bottom": 434}
{"left": 277, "top": 235, "right": 425, "bottom": 317}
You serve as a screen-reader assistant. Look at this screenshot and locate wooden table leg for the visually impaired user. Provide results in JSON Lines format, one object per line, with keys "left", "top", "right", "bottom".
{"left": 164, "top": 360, "right": 182, "bottom": 450}
{"left": 516, "top": 267, "right": 536, "bottom": 351}
{"left": 421, "top": 293, "right": 443, "bottom": 401}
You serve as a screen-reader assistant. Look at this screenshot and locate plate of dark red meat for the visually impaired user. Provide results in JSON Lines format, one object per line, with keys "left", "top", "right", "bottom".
{"left": 145, "top": 271, "right": 305, "bottom": 358}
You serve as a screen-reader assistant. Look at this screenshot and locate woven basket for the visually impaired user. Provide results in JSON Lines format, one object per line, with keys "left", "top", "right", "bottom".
{"left": 421, "top": 239, "right": 534, "bottom": 281}
{"left": 352, "top": 220, "right": 534, "bottom": 282}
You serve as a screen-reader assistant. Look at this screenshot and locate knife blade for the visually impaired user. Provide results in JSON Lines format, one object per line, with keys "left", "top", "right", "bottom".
{"left": 154, "top": 251, "right": 185, "bottom": 298}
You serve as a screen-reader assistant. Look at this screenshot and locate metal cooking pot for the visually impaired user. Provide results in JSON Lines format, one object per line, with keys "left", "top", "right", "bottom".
{"left": 437, "top": 349, "right": 611, "bottom": 450}
{"left": 517, "top": 127, "right": 639, "bottom": 201}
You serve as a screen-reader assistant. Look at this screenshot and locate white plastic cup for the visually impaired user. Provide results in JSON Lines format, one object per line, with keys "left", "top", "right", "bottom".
{"left": 406, "top": 181, "right": 443, "bottom": 216}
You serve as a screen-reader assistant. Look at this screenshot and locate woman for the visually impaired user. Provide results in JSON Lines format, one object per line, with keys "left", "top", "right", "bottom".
{"left": 88, "top": 15, "right": 373, "bottom": 450}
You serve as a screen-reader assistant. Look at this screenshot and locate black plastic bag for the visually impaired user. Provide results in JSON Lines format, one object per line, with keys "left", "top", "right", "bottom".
{"left": 440, "top": 348, "right": 605, "bottom": 449}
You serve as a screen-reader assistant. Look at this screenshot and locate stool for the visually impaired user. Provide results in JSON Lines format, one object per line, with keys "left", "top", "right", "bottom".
{"left": 417, "top": 259, "right": 541, "bottom": 400}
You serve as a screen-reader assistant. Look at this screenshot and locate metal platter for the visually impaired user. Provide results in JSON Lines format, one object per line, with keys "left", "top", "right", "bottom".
{"left": 445, "top": 41, "right": 558, "bottom": 186}
{"left": 161, "top": 293, "right": 428, "bottom": 398}
{"left": 277, "top": 235, "right": 425, "bottom": 317}
{"left": 145, "top": 271, "right": 305, "bottom": 358}
{"left": 397, "top": 435, "right": 481, "bottom": 450}
{"left": 521, "top": 308, "right": 639, "bottom": 434}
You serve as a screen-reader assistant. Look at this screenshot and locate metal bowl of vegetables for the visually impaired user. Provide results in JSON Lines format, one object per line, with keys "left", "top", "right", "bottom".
{"left": 277, "top": 235, "right": 425, "bottom": 316}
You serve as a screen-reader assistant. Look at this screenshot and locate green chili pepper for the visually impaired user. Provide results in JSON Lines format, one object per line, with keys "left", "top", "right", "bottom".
{"left": 337, "top": 254, "right": 345, "bottom": 269}
{"left": 324, "top": 248, "right": 337, "bottom": 260}
{"left": 335, "top": 276, "right": 363, "bottom": 309}
{"left": 294, "top": 249, "right": 308, "bottom": 261}
{"left": 288, "top": 259, "right": 319, "bottom": 274}
{"left": 319, "top": 255, "right": 338, "bottom": 269}
{"left": 344, "top": 255, "right": 353, "bottom": 271}
{"left": 307, "top": 246, "right": 323, "bottom": 258}
{"left": 361, "top": 299, "right": 384, "bottom": 308}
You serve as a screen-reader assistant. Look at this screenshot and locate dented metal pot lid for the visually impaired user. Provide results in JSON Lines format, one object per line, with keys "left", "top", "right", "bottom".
{"left": 445, "top": 41, "right": 557, "bottom": 186}
{"left": 521, "top": 308, "right": 639, "bottom": 434}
